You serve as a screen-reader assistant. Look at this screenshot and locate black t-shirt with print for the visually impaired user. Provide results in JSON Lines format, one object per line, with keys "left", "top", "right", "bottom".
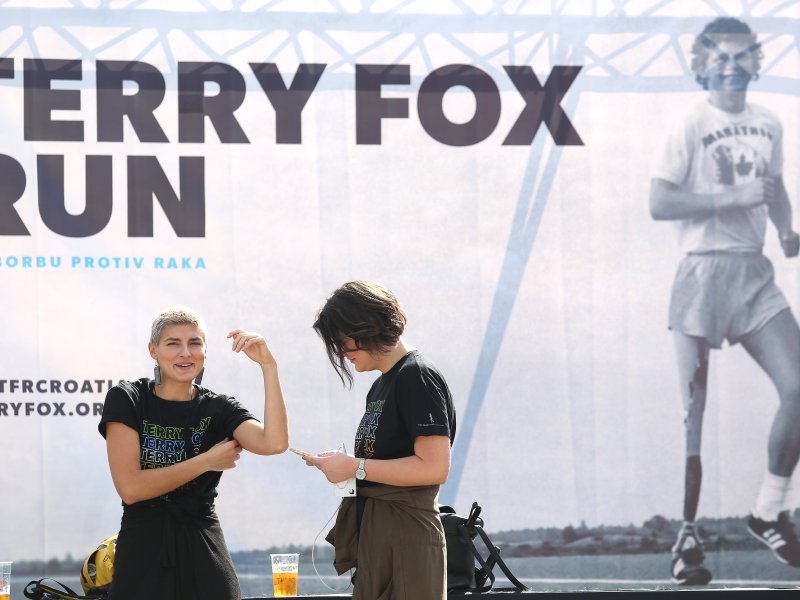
{"left": 354, "top": 350, "right": 456, "bottom": 464}
{"left": 99, "top": 378, "right": 256, "bottom": 507}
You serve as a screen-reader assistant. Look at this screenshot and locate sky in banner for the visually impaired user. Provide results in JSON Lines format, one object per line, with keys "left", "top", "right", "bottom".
{"left": 0, "top": 0, "right": 799, "bottom": 568}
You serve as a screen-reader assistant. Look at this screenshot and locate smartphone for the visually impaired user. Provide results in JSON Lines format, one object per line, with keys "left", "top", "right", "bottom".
{"left": 289, "top": 447, "right": 310, "bottom": 457}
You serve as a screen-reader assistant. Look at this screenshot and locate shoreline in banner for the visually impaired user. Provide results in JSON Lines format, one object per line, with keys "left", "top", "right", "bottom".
{"left": 8, "top": 550, "right": 800, "bottom": 600}
{"left": 0, "top": 256, "right": 206, "bottom": 270}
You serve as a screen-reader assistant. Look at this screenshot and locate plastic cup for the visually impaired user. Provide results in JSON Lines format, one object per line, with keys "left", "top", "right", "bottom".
{"left": 270, "top": 553, "right": 299, "bottom": 597}
{"left": 0, "top": 561, "right": 11, "bottom": 600}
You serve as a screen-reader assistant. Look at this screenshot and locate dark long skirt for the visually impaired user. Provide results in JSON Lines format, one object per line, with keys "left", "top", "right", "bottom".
{"left": 108, "top": 500, "right": 240, "bottom": 600}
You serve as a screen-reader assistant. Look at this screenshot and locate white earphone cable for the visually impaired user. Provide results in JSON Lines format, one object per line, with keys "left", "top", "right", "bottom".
{"left": 310, "top": 502, "right": 353, "bottom": 593}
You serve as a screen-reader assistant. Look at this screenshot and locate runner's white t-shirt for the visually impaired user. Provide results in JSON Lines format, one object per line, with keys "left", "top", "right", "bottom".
{"left": 653, "top": 100, "right": 783, "bottom": 253}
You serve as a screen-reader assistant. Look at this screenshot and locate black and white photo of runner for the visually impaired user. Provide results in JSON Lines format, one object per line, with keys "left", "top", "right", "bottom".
{"left": 650, "top": 16, "right": 800, "bottom": 585}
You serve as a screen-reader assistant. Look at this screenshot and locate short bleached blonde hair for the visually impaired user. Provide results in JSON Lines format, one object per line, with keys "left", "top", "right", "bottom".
{"left": 150, "top": 306, "right": 208, "bottom": 345}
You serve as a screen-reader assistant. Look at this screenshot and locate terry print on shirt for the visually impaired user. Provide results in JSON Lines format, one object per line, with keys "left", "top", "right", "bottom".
{"left": 355, "top": 398, "right": 384, "bottom": 458}
{"left": 140, "top": 417, "right": 210, "bottom": 468}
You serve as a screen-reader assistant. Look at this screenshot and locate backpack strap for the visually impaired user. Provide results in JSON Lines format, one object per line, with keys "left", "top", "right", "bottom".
{"left": 23, "top": 578, "right": 87, "bottom": 600}
{"left": 455, "top": 521, "right": 494, "bottom": 592}
{"left": 472, "top": 525, "right": 531, "bottom": 591}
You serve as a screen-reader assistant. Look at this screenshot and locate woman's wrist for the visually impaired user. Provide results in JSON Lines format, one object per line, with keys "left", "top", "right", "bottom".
{"left": 192, "top": 450, "right": 211, "bottom": 473}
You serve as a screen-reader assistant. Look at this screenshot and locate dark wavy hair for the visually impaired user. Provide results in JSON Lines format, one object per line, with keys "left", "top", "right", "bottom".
{"left": 313, "top": 280, "right": 407, "bottom": 387}
{"left": 691, "top": 17, "right": 762, "bottom": 89}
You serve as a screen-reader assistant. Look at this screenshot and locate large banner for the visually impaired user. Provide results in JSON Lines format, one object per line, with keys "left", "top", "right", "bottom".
{"left": 2, "top": 0, "right": 800, "bottom": 594}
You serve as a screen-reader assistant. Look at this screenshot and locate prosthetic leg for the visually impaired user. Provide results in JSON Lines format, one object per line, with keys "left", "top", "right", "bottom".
{"left": 671, "top": 341, "right": 712, "bottom": 585}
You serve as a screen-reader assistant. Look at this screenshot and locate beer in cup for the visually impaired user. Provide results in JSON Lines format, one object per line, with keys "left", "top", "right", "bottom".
{"left": 270, "top": 553, "right": 299, "bottom": 597}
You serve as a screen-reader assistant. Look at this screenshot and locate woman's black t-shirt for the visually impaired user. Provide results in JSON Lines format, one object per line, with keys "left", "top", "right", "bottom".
{"left": 99, "top": 378, "right": 256, "bottom": 506}
{"left": 354, "top": 350, "right": 456, "bottom": 464}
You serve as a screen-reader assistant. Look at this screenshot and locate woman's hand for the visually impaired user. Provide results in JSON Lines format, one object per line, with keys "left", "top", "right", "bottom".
{"left": 304, "top": 451, "right": 358, "bottom": 483}
{"left": 105, "top": 423, "right": 243, "bottom": 504}
{"left": 227, "top": 329, "right": 276, "bottom": 367}
{"left": 228, "top": 328, "right": 289, "bottom": 455}
{"left": 203, "top": 439, "right": 242, "bottom": 471}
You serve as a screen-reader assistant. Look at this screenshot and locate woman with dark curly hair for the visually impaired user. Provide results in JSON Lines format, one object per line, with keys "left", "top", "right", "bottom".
{"left": 304, "top": 280, "right": 456, "bottom": 600}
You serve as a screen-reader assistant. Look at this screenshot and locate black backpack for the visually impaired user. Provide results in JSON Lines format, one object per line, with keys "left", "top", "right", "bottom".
{"left": 439, "top": 501, "right": 530, "bottom": 594}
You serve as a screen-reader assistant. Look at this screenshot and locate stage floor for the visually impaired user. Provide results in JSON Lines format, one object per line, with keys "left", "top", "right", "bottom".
{"left": 242, "top": 587, "right": 800, "bottom": 599}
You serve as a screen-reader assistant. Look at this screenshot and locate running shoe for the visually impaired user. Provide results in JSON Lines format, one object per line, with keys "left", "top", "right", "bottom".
{"left": 670, "top": 523, "right": 712, "bottom": 585}
{"left": 747, "top": 511, "right": 800, "bottom": 567}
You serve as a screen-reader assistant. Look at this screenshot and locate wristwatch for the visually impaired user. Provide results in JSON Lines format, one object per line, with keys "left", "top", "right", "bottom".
{"left": 355, "top": 457, "right": 367, "bottom": 480}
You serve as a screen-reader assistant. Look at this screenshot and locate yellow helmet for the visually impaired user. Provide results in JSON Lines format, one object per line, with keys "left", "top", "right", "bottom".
{"left": 80, "top": 534, "right": 117, "bottom": 594}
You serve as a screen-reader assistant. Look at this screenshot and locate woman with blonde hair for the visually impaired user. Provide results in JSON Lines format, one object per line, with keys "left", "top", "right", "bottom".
{"left": 99, "top": 306, "right": 289, "bottom": 600}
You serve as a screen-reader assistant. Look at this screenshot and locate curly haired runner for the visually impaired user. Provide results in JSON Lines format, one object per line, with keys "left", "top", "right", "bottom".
{"left": 650, "top": 17, "right": 800, "bottom": 585}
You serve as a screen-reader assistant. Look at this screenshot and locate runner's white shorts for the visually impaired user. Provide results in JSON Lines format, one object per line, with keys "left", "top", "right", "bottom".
{"left": 669, "top": 251, "right": 789, "bottom": 349}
